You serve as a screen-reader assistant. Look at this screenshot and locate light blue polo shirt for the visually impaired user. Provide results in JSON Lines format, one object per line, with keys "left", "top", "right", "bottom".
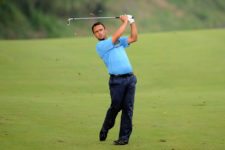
{"left": 96, "top": 37, "right": 133, "bottom": 75}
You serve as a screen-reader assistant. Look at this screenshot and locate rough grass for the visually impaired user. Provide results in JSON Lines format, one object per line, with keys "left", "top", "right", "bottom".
{"left": 0, "top": 29, "right": 225, "bottom": 150}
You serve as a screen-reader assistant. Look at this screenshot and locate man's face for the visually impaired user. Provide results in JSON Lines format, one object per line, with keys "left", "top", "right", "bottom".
{"left": 93, "top": 24, "right": 107, "bottom": 40}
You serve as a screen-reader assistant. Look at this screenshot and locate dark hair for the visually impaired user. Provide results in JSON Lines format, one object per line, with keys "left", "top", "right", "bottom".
{"left": 91, "top": 22, "right": 105, "bottom": 33}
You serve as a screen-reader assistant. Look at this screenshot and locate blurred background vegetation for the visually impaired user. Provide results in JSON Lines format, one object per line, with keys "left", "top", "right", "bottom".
{"left": 0, "top": 0, "right": 225, "bottom": 39}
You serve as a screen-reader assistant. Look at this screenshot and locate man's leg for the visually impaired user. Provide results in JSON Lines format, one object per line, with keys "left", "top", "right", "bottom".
{"left": 100, "top": 77, "right": 126, "bottom": 141}
{"left": 118, "top": 75, "right": 137, "bottom": 143}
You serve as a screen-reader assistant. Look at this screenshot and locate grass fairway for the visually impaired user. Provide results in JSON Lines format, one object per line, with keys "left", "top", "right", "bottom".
{"left": 0, "top": 29, "right": 225, "bottom": 150}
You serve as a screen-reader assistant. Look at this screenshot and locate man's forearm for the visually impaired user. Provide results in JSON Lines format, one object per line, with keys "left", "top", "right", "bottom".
{"left": 128, "top": 23, "right": 138, "bottom": 44}
{"left": 112, "top": 21, "right": 128, "bottom": 43}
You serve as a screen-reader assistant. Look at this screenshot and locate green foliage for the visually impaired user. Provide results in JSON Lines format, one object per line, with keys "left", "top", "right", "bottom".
{"left": 0, "top": 0, "right": 32, "bottom": 38}
{"left": 0, "top": 0, "right": 225, "bottom": 39}
{"left": 0, "top": 0, "right": 107, "bottom": 38}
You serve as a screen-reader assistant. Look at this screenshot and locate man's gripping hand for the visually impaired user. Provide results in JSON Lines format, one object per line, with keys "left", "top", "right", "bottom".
{"left": 127, "top": 15, "right": 135, "bottom": 24}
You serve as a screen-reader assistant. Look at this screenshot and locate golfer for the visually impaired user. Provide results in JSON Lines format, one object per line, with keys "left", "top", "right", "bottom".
{"left": 92, "top": 15, "right": 138, "bottom": 145}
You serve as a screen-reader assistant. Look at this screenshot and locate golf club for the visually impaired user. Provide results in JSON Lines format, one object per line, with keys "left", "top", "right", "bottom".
{"left": 67, "top": 16, "right": 134, "bottom": 25}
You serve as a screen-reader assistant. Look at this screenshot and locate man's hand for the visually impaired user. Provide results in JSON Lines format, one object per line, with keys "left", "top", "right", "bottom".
{"left": 127, "top": 15, "right": 135, "bottom": 24}
{"left": 120, "top": 15, "right": 129, "bottom": 23}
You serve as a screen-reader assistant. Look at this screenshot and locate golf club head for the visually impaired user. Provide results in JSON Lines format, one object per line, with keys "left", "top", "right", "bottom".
{"left": 67, "top": 18, "right": 73, "bottom": 26}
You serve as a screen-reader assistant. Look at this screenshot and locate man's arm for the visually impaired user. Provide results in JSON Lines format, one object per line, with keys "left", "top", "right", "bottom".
{"left": 128, "top": 23, "right": 138, "bottom": 44}
{"left": 111, "top": 15, "right": 129, "bottom": 44}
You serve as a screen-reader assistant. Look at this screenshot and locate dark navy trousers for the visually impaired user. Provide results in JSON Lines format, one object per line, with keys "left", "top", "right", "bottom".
{"left": 101, "top": 74, "right": 137, "bottom": 141}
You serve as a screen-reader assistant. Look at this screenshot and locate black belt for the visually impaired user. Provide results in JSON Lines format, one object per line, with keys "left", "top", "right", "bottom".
{"left": 110, "top": 73, "right": 133, "bottom": 78}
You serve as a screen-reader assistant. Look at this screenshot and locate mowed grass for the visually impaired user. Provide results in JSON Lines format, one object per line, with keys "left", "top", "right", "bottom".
{"left": 0, "top": 29, "right": 225, "bottom": 150}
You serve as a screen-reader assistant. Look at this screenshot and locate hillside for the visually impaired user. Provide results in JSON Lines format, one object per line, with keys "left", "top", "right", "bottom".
{"left": 0, "top": 0, "right": 225, "bottom": 39}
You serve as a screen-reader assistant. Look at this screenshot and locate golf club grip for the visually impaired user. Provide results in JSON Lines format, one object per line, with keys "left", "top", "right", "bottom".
{"left": 115, "top": 16, "right": 134, "bottom": 19}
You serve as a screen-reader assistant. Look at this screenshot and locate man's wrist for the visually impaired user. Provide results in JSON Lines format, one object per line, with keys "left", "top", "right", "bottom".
{"left": 123, "top": 20, "right": 129, "bottom": 25}
{"left": 129, "top": 19, "right": 135, "bottom": 24}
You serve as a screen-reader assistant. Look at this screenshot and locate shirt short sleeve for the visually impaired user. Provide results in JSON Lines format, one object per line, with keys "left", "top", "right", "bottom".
{"left": 119, "top": 37, "right": 129, "bottom": 48}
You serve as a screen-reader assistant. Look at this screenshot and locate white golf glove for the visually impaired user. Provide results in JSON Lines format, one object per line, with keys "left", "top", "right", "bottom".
{"left": 127, "top": 15, "right": 135, "bottom": 24}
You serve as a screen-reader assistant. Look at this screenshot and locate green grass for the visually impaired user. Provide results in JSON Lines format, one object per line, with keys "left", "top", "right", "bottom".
{"left": 0, "top": 29, "right": 225, "bottom": 150}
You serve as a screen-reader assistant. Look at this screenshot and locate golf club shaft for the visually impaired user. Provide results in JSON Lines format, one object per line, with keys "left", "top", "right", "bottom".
{"left": 68, "top": 16, "right": 119, "bottom": 22}
{"left": 67, "top": 17, "right": 119, "bottom": 25}
{"left": 67, "top": 16, "right": 133, "bottom": 25}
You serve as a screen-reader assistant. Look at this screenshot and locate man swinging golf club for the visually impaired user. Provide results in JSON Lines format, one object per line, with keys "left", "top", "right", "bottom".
{"left": 92, "top": 14, "right": 138, "bottom": 145}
